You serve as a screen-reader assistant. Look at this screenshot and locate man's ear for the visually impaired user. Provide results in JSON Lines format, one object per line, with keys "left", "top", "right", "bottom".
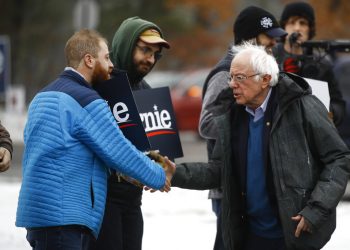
{"left": 261, "top": 74, "right": 272, "bottom": 88}
{"left": 83, "top": 54, "right": 95, "bottom": 69}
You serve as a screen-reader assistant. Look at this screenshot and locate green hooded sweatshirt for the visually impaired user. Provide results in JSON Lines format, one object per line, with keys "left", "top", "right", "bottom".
{"left": 111, "top": 16, "right": 166, "bottom": 86}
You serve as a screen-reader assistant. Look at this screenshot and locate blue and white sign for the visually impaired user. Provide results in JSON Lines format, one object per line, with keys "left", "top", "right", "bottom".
{"left": 94, "top": 71, "right": 183, "bottom": 159}
{"left": 0, "top": 35, "right": 11, "bottom": 96}
{"left": 134, "top": 87, "right": 183, "bottom": 159}
{"left": 94, "top": 71, "right": 151, "bottom": 152}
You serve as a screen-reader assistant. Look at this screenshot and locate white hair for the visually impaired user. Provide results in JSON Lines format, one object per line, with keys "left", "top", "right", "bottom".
{"left": 231, "top": 42, "right": 279, "bottom": 86}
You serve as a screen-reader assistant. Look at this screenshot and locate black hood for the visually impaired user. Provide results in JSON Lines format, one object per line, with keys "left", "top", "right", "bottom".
{"left": 276, "top": 72, "right": 312, "bottom": 111}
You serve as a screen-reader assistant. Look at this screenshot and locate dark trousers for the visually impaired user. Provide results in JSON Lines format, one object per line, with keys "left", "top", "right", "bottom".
{"left": 26, "top": 225, "right": 93, "bottom": 250}
{"left": 212, "top": 199, "right": 226, "bottom": 250}
{"left": 90, "top": 178, "right": 143, "bottom": 250}
{"left": 244, "top": 231, "right": 286, "bottom": 250}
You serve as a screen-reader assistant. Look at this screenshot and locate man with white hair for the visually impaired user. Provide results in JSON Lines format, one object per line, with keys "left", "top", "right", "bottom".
{"left": 200, "top": 8, "right": 287, "bottom": 249}
{"left": 171, "top": 43, "right": 350, "bottom": 250}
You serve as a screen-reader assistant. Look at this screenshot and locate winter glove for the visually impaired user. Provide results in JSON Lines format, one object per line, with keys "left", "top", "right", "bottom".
{"left": 120, "top": 150, "right": 168, "bottom": 188}
{"left": 146, "top": 150, "right": 168, "bottom": 171}
{"left": 283, "top": 57, "right": 300, "bottom": 74}
{"left": 0, "top": 147, "right": 11, "bottom": 172}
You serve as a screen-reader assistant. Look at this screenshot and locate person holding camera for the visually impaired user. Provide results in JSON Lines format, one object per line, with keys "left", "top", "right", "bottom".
{"left": 273, "top": 2, "right": 345, "bottom": 126}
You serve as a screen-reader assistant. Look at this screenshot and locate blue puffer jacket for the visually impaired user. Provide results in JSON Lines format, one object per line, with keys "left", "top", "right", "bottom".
{"left": 16, "top": 70, "right": 165, "bottom": 238}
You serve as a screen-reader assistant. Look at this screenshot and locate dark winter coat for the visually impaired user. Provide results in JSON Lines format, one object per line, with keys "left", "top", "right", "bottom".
{"left": 172, "top": 73, "right": 350, "bottom": 250}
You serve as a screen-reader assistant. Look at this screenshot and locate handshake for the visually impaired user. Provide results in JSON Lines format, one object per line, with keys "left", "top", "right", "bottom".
{"left": 120, "top": 150, "right": 176, "bottom": 192}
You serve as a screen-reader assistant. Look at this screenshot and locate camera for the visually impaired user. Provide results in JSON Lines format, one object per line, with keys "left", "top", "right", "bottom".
{"left": 301, "top": 39, "right": 350, "bottom": 55}
{"left": 288, "top": 32, "right": 350, "bottom": 78}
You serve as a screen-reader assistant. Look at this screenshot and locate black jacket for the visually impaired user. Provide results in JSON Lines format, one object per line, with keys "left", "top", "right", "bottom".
{"left": 172, "top": 73, "right": 350, "bottom": 250}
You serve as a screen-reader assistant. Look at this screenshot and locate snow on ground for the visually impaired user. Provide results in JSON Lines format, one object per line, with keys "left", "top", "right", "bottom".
{"left": 0, "top": 181, "right": 216, "bottom": 250}
{"left": 1, "top": 180, "right": 350, "bottom": 250}
{"left": 0, "top": 182, "right": 27, "bottom": 250}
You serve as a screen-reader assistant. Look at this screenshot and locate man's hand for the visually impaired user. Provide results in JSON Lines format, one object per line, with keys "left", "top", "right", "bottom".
{"left": 159, "top": 157, "right": 176, "bottom": 192}
{"left": 164, "top": 156, "right": 176, "bottom": 185}
{"left": 291, "top": 214, "right": 312, "bottom": 237}
{"left": 144, "top": 154, "right": 176, "bottom": 193}
{"left": 0, "top": 147, "right": 11, "bottom": 172}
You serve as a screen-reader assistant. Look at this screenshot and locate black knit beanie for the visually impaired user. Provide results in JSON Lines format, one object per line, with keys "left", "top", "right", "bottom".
{"left": 233, "top": 6, "right": 287, "bottom": 45}
{"left": 280, "top": 2, "right": 316, "bottom": 39}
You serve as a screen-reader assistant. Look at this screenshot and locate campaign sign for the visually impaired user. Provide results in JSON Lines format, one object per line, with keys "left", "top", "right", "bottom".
{"left": 94, "top": 71, "right": 151, "bottom": 152}
{"left": 0, "top": 36, "right": 11, "bottom": 96}
{"left": 304, "top": 77, "right": 330, "bottom": 111}
{"left": 133, "top": 87, "right": 184, "bottom": 159}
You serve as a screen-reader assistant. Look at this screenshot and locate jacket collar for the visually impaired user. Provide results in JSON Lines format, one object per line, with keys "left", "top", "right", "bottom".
{"left": 60, "top": 69, "right": 93, "bottom": 90}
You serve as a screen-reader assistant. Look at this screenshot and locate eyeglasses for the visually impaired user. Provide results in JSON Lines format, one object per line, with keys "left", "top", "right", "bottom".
{"left": 136, "top": 44, "right": 162, "bottom": 60}
{"left": 228, "top": 73, "right": 261, "bottom": 84}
